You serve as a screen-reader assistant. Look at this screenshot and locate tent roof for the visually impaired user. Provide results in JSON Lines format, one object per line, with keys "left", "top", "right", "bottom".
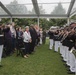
{"left": 0, "top": 0, "right": 76, "bottom": 18}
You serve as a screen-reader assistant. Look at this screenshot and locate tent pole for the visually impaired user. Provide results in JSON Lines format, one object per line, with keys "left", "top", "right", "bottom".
{"left": 10, "top": 17, "right": 13, "bottom": 23}
{"left": 67, "top": 18, "right": 70, "bottom": 25}
{"left": 38, "top": 17, "right": 39, "bottom": 27}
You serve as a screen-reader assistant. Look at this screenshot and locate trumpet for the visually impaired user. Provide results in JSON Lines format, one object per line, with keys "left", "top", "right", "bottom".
{"left": 60, "top": 34, "right": 68, "bottom": 43}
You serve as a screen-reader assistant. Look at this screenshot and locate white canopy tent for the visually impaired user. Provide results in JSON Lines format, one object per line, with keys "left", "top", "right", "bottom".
{"left": 0, "top": 0, "right": 75, "bottom": 18}
{"left": 0, "top": 0, "right": 76, "bottom": 26}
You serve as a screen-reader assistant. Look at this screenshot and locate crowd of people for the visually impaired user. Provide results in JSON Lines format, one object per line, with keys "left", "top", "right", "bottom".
{"left": 48, "top": 22, "right": 76, "bottom": 74}
{"left": 0, "top": 22, "right": 46, "bottom": 67}
{"left": 1, "top": 21, "right": 76, "bottom": 74}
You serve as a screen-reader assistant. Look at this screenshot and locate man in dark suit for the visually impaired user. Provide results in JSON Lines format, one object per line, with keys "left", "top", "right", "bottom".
{"left": 29, "top": 25, "right": 37, "bottom": 54}
{"left": 42, "top": 29, "right": 46, "bottom": 44}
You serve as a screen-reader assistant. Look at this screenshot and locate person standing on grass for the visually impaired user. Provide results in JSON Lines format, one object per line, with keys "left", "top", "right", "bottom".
{"left": 42, "top": 29, "right": 46, "bottom": 44}
{"left": 29, "top": 25, "right": 37, "bottom": 54}
{"left": 39, "top": 28, "right": 43, "bottom": 45}
{"left": 34, "top": 25, "right": 40, "bottom": 46}
{"left": 16, "top": 27, "right": 23, "bottom": 55}
{"left": 0, "top": 24, "right": 4, "bottom": 67}
{"left": 10, "top": 22, "right": 16, "bottom": 52}
{"left": 23, "top": 26, "right": 32, "bottom": 58}
{"left": 48, "top": 27, "right": 55, "bottom": 50}
{"left": 3, "top": 24, "right": 12, "bottom": 56}
{"left": 54, "top": 29, "right": 60, "bottom": 52}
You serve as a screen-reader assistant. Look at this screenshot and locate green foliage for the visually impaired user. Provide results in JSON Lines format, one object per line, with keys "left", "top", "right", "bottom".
{"left": 13, "top": 18, "right": 37, "bottom": 27}
{"left": 0, "top": 18, "right": 67, "bottom": 29}
{"left": 0, "top": 18, "right": 11, "bottom": 24}
{"left": 48, "top": 19, "right": 67, "bottom": 27}
{"left": 39, "top": 18, "right": 49, "bottom": 29}
{"left": 71, "top": 15, "right": 76, "bottom": 19}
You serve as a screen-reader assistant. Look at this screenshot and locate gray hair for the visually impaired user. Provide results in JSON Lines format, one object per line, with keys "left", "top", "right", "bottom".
{"left": 25, "top": 26, "right": 29, "bottom": 29}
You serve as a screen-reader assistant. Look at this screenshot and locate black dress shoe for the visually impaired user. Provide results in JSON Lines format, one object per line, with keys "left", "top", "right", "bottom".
{"left": 54, "top": 51, "right": 57, "bottom": 53}
{"left": 62, "top": 60, "right": 66, "bottom": 62}
{"left": 67, "top": 69, "right": 70, "bottom": 71}
{"left": 68, "top": 71, "right": 75, "bottom": 74}
{"left": 61, "top": 56, "right": 63, "bottom": 59}
{"left": 49, "top": 49, "right": 52, "bottom": 50}
{"left": 63, "top": 64, "right": 70, "bottom": 67}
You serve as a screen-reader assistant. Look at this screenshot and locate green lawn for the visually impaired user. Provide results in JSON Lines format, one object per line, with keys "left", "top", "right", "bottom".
{"left": 0, "top": 40, "right": 75, "bottom": 75}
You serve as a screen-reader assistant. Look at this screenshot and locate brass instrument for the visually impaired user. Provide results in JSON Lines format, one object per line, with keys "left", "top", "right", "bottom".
{"left": 60, "top": 34, "right": 68, "bottom": 43}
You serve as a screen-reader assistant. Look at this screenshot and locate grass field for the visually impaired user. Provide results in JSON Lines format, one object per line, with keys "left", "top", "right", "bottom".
{"left": 0, "top": 40, "right": 75, "bottom": 75}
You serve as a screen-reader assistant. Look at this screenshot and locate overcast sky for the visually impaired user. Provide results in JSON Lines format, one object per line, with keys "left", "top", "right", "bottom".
{"left": 0, "top": 0, "right": 75, "bottom": 14}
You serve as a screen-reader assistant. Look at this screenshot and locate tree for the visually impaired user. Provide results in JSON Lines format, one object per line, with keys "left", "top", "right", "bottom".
{"left": 39, "top": 5, "right": 45, "bottom": 14}
{"left": 13, "top": 18, "right": 37, "bottom": 27}
{"left": 51, "top": 3, "right": 66, "bottom": 15}
{"left": 0, "top": 18, "right": 11, "bottom": 24}
{"left": 6, "top": 0, "right": 28, "bottom": 14}
{"left": 39, "top": 18, "right": 49, "bottom": 29}
{"left": 71, "top": 15, "right": 76, "bottom": 19}
{"left": 47, "top": 3, "right": 67, "bottom": 28}
{"left": 48, "top": 18, "right": 67, "bottom": 27}
{"left": 29, "top": 5, "right": 45, "bottom": 14}
{"left": 28, "top": 8, "right": 35, "bottom": 14}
